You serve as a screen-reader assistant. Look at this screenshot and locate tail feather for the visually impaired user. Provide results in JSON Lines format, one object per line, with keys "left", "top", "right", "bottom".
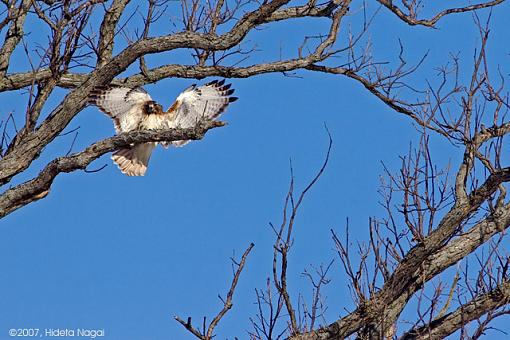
{"left": 111, "top": 143, "right": 155, "bottom": 176}
{"left": 161, "top": 140, "right": 189, "bottom": 148}
{"left": 172, "top": 140, "right": 190, "bottom": 147}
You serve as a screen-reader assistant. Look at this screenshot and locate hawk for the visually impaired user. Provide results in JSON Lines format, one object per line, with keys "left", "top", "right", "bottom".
{"left": 89, "top": 80, "right": 237, "bottom": 176}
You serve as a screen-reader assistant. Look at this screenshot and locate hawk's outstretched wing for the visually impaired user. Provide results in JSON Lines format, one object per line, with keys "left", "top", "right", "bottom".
{"left": 89, "top": 86, "right": 163, "bottom": 176}
{"left": 89, "top": 87, "right": 154, "bottom": 133}
{"left": 88, "top": 81, "right": 238, "bottom": 176}
{"left": 168, "top": 80, "right": 237, "bottom": 146}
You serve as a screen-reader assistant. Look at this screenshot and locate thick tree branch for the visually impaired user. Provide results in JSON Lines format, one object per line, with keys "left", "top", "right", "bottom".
{"left": 0, "top": 1, "right": 346, "bottom": 92}
{"left": 292, "top": 166, "right": 510, "bottom": 339}
{"left": 0, "top": 0, "right": 348, "bottom": 186}
{"left": 400, "top": 281, "right": 510, "bottom": 339}
{"left": 0, "top": 120, "right": 224, "bottom": 218}
{"left": 96, "top": 0, "right": 131, "bottom": 67}
{"left": 267, "top": 1, "right": 340, "bottom": 22}
{"left": 0, "top": 0, "right": 31, "bottom": 77}
{"left": 1, "top": 1, "right": 509, "bottom": 338}
{"left": 0, "top": 58, "right": 334, "bottom": 92}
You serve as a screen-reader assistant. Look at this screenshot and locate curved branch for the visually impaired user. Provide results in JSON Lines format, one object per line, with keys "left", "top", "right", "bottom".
{"left": 378, "top": 0, "right": 506, "bottom": 27}
{"left": 0, "top": 120, "right": 224, "bottom": 218}
{"left": 305, "top": 64, "right": 450, "bottom": 138}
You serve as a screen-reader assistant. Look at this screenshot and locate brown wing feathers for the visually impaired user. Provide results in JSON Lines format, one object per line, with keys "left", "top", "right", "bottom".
{"left": 88, "top": 86, "right": 113, "bottom": 116}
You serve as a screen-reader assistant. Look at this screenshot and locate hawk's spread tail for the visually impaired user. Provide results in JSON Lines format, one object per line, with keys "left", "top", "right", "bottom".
{"left": 111, "top": 143, "right": 155, "bottom": 176}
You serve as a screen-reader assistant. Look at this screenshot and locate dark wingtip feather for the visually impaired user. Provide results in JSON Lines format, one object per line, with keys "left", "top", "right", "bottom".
{"left": 88, "top": 86, "right": 109, "bottom": 104}
{"left": 229, "top": 97, "right": 239, "bottom": 102}
{"left": 90, "top": 86, "right": 110, "bottom": 94}
{"left": 225, "top": 89, "right": 235, "bottom": 96}
{"left": 217, "top": 79, "right": 226, "bottom": 86}
{"left": 184, "top": 84, "right": 197, "bottom": 92}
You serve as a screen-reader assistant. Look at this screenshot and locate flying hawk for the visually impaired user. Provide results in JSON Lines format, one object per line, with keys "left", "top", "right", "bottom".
{"left": 89, "top": 80, "right": 237, "bottom": 176}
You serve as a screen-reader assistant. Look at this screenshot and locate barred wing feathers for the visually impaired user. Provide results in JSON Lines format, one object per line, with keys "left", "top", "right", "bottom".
{"left": 169, "top": 80, "right": 237, "bottom": 146}
{"left": 89, "top": 87, "right": 153, "bottom": 133}
{"left": 88, "top": 80, "right": 238, "bottom": 176}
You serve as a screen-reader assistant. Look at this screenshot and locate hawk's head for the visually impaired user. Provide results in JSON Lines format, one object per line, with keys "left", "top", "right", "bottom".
{"left": 144, "top": 101, "right": 163, "bottom": 115}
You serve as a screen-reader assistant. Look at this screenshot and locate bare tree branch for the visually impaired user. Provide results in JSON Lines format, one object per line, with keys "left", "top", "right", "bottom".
{"left": 0, "top": 120, "right": 224, "bottom": 218}
{"left": 175, "top": 242, "right": 255, "bottom": 339}
{"left": 401, "top": 281, "right": 510, "bottom": 339}
{"left": 1, "top": 1, "right": 510, "bottom": 339}
{"left": 377, "top": 0, "right": 506, "bottom": 27}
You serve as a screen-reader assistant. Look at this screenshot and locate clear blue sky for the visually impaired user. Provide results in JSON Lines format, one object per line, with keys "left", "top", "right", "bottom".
{"left": 1, "top": 1, "right": 509, "bottom": 339}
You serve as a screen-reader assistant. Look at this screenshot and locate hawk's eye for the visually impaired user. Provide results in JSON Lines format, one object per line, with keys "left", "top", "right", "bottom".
{"left": 145, "top": 102, "right": 157, "bottom": 114}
